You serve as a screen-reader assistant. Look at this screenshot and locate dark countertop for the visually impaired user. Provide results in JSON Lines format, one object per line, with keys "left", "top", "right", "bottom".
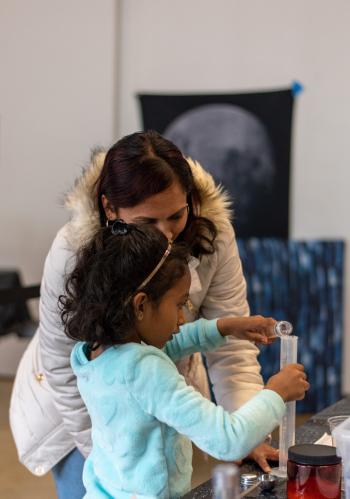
{"left": 183, "top": 397, "right": 349, "bottom": 498}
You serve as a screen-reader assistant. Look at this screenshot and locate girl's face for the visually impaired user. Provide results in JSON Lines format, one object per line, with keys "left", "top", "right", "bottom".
{"left": 103, "top": 181, "right": 189, "bottom": 241}
{"left": 135, "top": 268, "right": 191, "bottom": 348}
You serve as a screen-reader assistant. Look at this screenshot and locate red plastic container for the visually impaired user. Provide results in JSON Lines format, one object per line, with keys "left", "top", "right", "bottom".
{"left": 287, "top": 444, "right": 341, "bottom": 499}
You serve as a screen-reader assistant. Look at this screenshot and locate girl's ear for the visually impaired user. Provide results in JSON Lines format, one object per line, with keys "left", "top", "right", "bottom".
{"left": 101, "top": 194, "right": 117, "bottom": 221}
{"left": 133, "top": 292, "right": 148, "bottom": 321}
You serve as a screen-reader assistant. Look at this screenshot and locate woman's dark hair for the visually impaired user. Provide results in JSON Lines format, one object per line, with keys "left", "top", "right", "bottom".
{"left": 59, "top": 224, "right": 189, "bottom": 346}
{"left": 96, "top": 130, "right": 217, "bottom": 257}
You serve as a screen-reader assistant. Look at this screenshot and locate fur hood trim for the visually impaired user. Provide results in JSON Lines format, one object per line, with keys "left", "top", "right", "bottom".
{"left": 186, "top": 157, "right": 232, "bottom": 231}
{"left": 65, "top": 152, "right": 233, "bottom": 251}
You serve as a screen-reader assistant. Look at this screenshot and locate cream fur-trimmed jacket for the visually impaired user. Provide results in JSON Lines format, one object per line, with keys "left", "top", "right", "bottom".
{"left": 10, "top": 154, "right": 264, "bottom": 476}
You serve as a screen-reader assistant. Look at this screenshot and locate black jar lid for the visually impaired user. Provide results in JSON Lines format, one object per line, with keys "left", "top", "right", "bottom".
{"left": 288, "top": 444, "right": 341, "bottom": 465}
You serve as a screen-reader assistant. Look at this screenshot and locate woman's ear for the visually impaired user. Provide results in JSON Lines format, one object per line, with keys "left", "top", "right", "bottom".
{"left": 101, "top": 194, "right": 117, "bottom": 221}
{"left": 133, "top": 292, "right": 148, "bottom": 321}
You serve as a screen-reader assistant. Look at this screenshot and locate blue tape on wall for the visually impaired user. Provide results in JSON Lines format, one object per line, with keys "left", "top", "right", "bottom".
{"left": 237, "top": 239, "right": 344, "bottom": 413}
{"left": 291, "top": 80, "right": 304, "bottom": 96}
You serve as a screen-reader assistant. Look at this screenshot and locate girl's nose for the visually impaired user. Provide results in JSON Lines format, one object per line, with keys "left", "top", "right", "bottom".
{"left": 177, "top": 308, "right": 185, "bottom": 328}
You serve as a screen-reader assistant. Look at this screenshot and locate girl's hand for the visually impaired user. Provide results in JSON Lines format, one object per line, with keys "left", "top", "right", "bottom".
{"left": 266, "top": 364, "right": 310, "bottom": 402}
{"left": 245, "top": 442, "right": 279, "bottom": 473}
{"left": 217, "top": 315, "right": 277, "bottom": 345}
{"left": 232, "top": 443, "right": 278, "bottom": 473}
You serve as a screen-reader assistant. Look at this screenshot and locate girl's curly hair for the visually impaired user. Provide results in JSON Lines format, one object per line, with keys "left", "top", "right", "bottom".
{"left": 59, "top": 224, "right": 190, "bottom": 346}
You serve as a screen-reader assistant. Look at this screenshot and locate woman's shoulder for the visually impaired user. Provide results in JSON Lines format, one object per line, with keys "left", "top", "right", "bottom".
{"left": 199, "top": 221, "right": 238, "bottom": 266}
{"left": 44, "top": 223, "right": 76, "bottom": 277}
{"left": 193, "top": 222, "right": 243, "bottom": 296}
{"left": 45, "top": 217, "right": 102, "bottom": 278}
{"left": 41, "top": 221, "right": 95, "bottom": 297}
{"left": 214, "top": 220, "right": 236, "bottom": 244}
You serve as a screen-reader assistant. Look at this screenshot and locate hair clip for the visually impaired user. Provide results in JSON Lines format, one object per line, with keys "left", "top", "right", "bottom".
{"left": 110, "top": 219, "right": 131, "bottom": 236}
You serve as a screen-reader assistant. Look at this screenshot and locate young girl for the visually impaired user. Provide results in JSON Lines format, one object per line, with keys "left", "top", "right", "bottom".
{"left": 60, "top": 220, "right": 309, "bottom": 499}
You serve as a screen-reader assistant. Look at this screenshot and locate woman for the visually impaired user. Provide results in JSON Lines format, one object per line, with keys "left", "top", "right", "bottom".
{"left": 10, "top": 131, "right": 277, "bottom": 498}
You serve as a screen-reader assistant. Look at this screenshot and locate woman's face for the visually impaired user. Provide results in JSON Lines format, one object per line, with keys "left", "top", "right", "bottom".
{"left": 104, "top": 181, "right": 189, "bottom": 241}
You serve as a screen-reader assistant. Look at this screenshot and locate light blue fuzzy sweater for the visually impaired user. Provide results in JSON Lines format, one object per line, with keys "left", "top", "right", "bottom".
{"left": 71, "top": 319, "right": 285, "bottom": 498}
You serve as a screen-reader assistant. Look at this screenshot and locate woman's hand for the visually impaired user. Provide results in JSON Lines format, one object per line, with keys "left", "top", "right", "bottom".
{"left": 217, "top": 315, "right": 277, "bottom": 345}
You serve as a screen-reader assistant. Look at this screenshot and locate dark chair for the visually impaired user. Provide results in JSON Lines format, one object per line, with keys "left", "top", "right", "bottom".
{"left": 0, "top": 270, "right": 40, "bottom": 338}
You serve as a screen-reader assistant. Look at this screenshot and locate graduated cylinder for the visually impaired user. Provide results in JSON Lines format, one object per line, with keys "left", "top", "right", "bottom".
{"left": 273, "top": 321, "right": 298, "bottom": 478}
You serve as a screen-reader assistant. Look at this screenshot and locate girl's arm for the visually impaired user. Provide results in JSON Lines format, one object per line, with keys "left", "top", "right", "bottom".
{"left": 128, "top": 349, "right": 286, "bottom": 462}
{"left": 163, "top": 319, "right": 227, "bottom": 362}
{"left": 163, "top": 316, "right": 276, "bottom": 363}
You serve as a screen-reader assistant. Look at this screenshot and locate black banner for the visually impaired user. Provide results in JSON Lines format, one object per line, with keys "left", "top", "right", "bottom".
{"left": 139, "top": 89, "right": 294, "bottom": 238}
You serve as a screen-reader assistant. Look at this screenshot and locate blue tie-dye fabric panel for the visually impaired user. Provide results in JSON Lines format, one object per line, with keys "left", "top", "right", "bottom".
{"left": 237, "top": 239, "right": 345, "bottom": 413}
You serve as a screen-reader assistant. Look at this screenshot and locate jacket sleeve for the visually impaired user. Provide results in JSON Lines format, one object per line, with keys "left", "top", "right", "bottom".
{"left": 200, "top": 223, "right": 264, "bottom": 412}
{"left": 163, "top": 319, "right": 227, "bottom": 363}
{"left": 128, "top": 351, "right": 285, "bottom": 461}
{"left": 39, "top": 229, "right": 92, "bottom": 457}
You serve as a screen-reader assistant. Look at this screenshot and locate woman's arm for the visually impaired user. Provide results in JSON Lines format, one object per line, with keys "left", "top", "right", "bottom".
{"left": 197, "top": 223, "right": 264, "bottom": 412}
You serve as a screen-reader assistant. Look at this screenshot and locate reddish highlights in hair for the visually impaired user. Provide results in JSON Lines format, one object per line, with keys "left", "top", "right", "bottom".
{"left": 97, "top": 130, "right": 194, "bottom": 224}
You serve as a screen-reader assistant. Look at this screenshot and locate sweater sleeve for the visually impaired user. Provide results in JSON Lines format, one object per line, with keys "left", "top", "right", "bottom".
{"left": 163, "top": 319, "right": 227, "bottom": 363}
{"left": 127, "top": 351, "right": 285, "bottom": 461}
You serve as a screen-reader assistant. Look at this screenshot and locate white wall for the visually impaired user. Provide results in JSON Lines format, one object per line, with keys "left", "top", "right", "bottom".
{"left": 118, "top": 0, "right": 350, "bottom": 391}
{"left": 0, "top": 0, "right": 118, "bottom": 284}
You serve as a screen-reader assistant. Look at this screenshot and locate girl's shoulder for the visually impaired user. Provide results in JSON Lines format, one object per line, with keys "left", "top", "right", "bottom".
{"left": 121, "top": 343, "right": 175, "bottom": 383}
{"left": 72, "top": 342, "right": 174, "bottom": 385}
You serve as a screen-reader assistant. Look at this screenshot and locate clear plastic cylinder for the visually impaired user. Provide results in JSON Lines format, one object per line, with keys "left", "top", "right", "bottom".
{"left": 274, "top": 334, "right": 298, "bottom": 477}
{"left": 212, "top": 463, "right": 240, "bottom": 499}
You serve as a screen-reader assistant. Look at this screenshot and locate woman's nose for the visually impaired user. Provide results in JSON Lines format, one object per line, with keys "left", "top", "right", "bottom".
{"left": 156, "top": 222, "right": 174, "bottom": 241}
